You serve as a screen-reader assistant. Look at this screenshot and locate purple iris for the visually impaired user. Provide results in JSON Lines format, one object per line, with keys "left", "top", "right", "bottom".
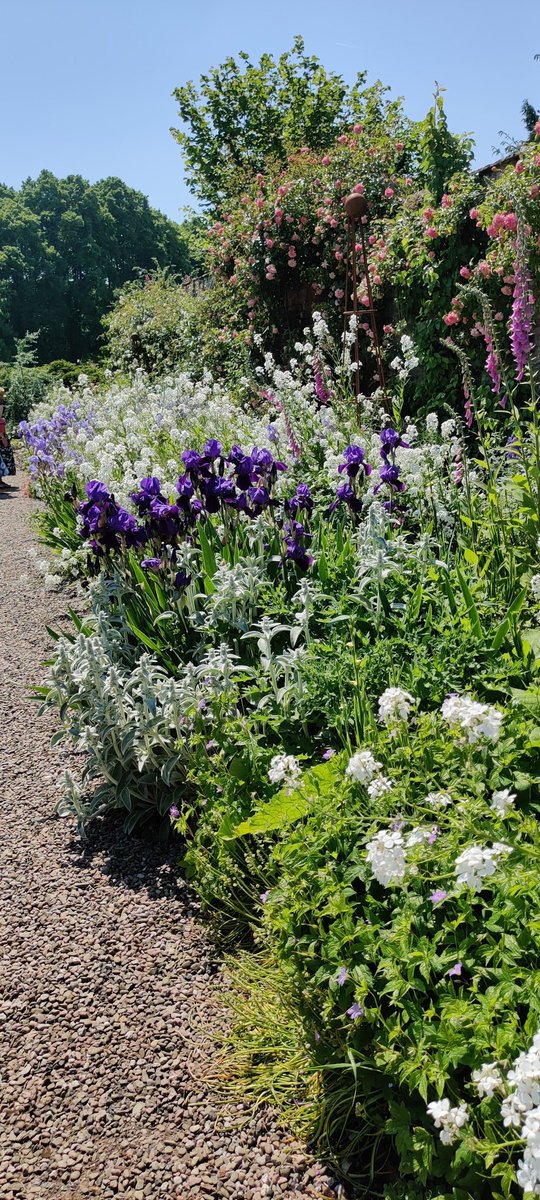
{"left": 287, "top": 483, "right": 313, "bottom": 517}
{"left": 338, "top": 444, "right": 372, "bottom": 479}
{"left": 328, "top": 480, "right": 363, "bottom": 516}
{"left": 85, "top": 480, "right": 111, "bottom": 503}
{"left": 379, "top": 462, "right": 405, "bottom": 492}
{"left": 248, "top": 484, "right": 272, "bottom": 511}
{"left": 174, "top": 570, "right": 192, "bottom": 590}
{"left": 202, "top": 438, "right": 222, "bottom": 460}
{"left": 131, "top": 476, "right": 165, "bottom": 513}
{"left": 141, "top": 557, "right": 162, "bottom": 571}
{"left": 182, "top": 449, "right": 202, "bottom": 476}
{"left": 379, "top": 427, "right": 408, "bottom": 458}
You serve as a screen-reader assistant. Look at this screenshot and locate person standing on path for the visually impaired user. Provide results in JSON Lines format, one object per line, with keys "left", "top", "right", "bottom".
{"left": 0, "top": 389, "right": 16, "bottom": 488}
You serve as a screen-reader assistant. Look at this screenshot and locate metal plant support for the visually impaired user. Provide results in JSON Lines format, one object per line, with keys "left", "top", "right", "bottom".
{"left": 343, "top": 192, "right": 388, "bottom": 414}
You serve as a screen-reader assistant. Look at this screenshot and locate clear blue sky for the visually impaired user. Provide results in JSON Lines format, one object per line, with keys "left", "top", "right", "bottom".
{"left": 2, "top": 0, "right": 539, "bottom": 222}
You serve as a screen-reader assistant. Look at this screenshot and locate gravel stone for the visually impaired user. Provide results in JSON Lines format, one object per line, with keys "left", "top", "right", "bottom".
{"left": 0, "top": 477, "right": 346, "bottom": 1197}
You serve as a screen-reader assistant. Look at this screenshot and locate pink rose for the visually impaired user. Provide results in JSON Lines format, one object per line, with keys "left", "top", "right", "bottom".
{"left": 396, "top": 141, "right": 404, "bottom": 151}
{"left": 353, "top": 182, "right": 365, "bottom": 194}
{"left": 334, "top": 288, "right": 345, "bottom": 299}
{"left": 443, "top": 312, "right": 459, "bottom": 326}
{"left": 535, "top": 120, "right": 540, "bottom": 136}
{"left": 337, "top": 135, "right": 348, "bottom": 145}
{"left": 384, "top": 187, "right": 394, "bottom": 198}
{"left": 353, "top": 123, "right": 364, "bottom": 133}
{"left": 321, "top": 155, "right": 330, "bottom": 166}
{"left": 469, "top": 207, "right": 479, "bottom": 220}
{"left": 459, "top": 266, "right": 470, "bottom": 279}
{"left": 515, "top": 160, "right": 524, "bottom": 174}
{"left": 425, "top": 226, "right": 438, "bottom": 239}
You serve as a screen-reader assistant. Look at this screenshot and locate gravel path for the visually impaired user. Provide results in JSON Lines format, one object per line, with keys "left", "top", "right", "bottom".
{"left": 0, "top": 479, "right": 342, "bottom": 1200}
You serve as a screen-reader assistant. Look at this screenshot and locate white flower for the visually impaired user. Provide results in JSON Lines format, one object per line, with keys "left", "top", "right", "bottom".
{"left": 441, "top": 694, "right": 503, "bottom": 743}
{"left": 346, "top": 750, "right": 382, "bottom": 785}
{"left": 426, "top": 412, "right": 439, "bottom": 433}
{"left": 472, "top": 1062, "right": 503, "bottom": 1099}
{"left": 367, "top": 775, "right": 394, "bottom": 800}
{"left": 454, "top": 842, "right": 511, "bottom": 892}
{"left": 441, "top": 419, "right": 456, "bottom": 440}
{"left": 425, "top": 791, "right": 452, "bottom": 809}
{"left": 377, "top": 687, "right": 415, "bottom": 726}
{"left": 406, "top": 825, "right": 431, "bottom": 847}
{"left": 268, "top": 754, "right": 301, "bottom": 788}
{"left": 427, "top": 1098, "right": 469, "bottom": 1145}
{"left": 530, "top": 574, "right": 540, "bottom": 600}
{"left": 366, "top": 829, "right": 406, "bottom": 886}
{"left": 491, "top": 788, "right": 516, "bottom": 817}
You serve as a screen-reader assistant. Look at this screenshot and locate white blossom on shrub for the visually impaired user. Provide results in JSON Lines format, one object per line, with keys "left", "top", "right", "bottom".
{"left": 471, "top": 1062, "right": 504, "bottom": 1099}
{"left": 425, "top": 791, "right": 452, "bottom": 809}
{"left": 346, "top": 750, "right": 383, "bottom": 785}
{"left": 377, "top": 687, "right": 415, "bottom": 727}
{"left": 367, "top": 775, "right": 394, "bottom": 800}
{"left": 366, "top": 830, "right": 406, "bottom": 886}
{"left": 530, "top": 574, "right": 540, "bottom": 601}
{"left": 441, "top": 694, "right": 503, "bottom": 743}
{"left": 491, "top": 788, "right": 517, "bottom": 817}
{"left": 268, "top": 754, "right": 301, "bottom": 788}
{"left": 454, "top": 842, "right": 511, "bottom": 892}
{"left": 426, "top": 1098, "right": 469, "bottom": 1145}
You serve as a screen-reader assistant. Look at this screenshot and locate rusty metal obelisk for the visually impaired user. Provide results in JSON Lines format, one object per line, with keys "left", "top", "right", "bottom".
{"left": 343, "top": 192, "right": 388, "bottom": 415}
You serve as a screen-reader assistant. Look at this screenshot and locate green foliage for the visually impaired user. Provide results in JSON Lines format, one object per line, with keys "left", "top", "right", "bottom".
{"left": 0, "top": 171, "right": 193, "bottom": 362}
{"left": 172, "top": 36, "right": 379, "bottom": 208}
{"left": 0, "top": 333, "right": 54, "bottom": 425}
{"left": 102, "top": 269, "right": 202, "bottom": 377}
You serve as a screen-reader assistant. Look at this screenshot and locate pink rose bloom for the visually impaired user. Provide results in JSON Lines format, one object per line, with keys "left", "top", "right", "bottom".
{"left": 265, "top": 238, "right": 274, "bottom": 248}
{"left": 274, "top": 208, "right": 283, "bottom": 224}
{"left": 278, "top": 186, "right": 286, "bottom": 197}
{"left": 459, "top": 266, "right": 470, "bottom": 279}
{"left": 425, "top": 226, "right": 438, "bottom": 239}
{"left": 334, "top": 288, "right": 345, "bottom": 299}
{"left": 530, "top": 185, "right": 540, "bottom": 199}
{"left": 443, "top": 312, "right": 459, "bottom": 326}
{"left": 360, "top": 294, "right": 370, "bottom": 307}
{"left": 396, "top": 141, "right": 404, "bottom": 150}
{"left": 441, "top": 193, "right": 452, "bottom": 208}
{"left": 373, "top": 274, "right": 382, "bottom": 285}
{"left": 494, "top": 312, "right": 504, "bottom": 321}
{"left": 288, "top": 245, "right": 296, "bottom": 256}
{"left": 353, "top": 123, "right": 364, "bottom": 133}
{"left": 384, "top": 187, "right": 394, "bottom": 198}
{"left": 504, "top": 213, "right": 518, "bottom": 232}
{"left": 383, "top": 324, "right": 394, "bottom": 334}
{"left": 256, "top": 197, "right": 263, "bottom": 210}
{"left": 368, "top": 234, "right": 376, "bottom": 245}
{"left": 334, "top": 180, "right": 342, "bottom": 189}
{"left": 265, "top": 265, "right": 277, "bottom": 280}
{"left": 535, "top": 120, "right": 540, "bottom": 135}
{"left": 515, "top": 160, "right": 524, "bottom": 173}
{"left": 335, "top": 250, "right": 343, "bottom": 261}
{"left": 288, "top": 259, "right": 297, "bottom": 268}
{"left": 285, "top": 214, "right": 293, "bottom": 223}
{"left": 322, "top": 155, "right": 330, "bottom": 166}
{"left": 229, "top": 274, "right": 238, "bottom": 285}
{"left": 478, "top": 260, "right": 490, "bottom": 278}
{"left": 423, "top": 207, "right": 435, "bottom": 220}
{"left": 501, "top": 285, "right": 512, "bottom": 295}
{"left": 353, "top": 182, "right": 365, "bottom": 194}
{"left": 469, "top": 207, "right": 479, "bottom": 220}
{"left": 330, "top": 218, "right": 338, "bottom": 228}
{"left": 337, "top": 134, "right": 348, "bottom": 145}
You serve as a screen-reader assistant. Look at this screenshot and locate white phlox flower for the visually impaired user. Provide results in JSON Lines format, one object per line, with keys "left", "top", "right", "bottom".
{"left": 366, "top": 829, "right": 406, "bottom": 886}
{"left": 426, "top": 1097, "right": 469, "bottom": 1145}
{"left": 346, "top": 750, "right": 383, "bottom": 785}
{"left": 377, "top": 687, "right": 415, "bottom": 727}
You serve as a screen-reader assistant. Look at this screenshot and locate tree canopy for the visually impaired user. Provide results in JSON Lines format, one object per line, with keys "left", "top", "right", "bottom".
{"left": 0, "top": 171, "right": 192, "bottom": 362}
{"left": 172, "top": 35, "right": 410, "bottom": 209}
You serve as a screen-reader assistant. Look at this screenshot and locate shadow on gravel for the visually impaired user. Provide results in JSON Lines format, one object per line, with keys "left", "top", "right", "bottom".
{"left": 66, "top": 808, "right": 193, "bottom": 906}
{"left": 0, "top": 483, "right": 20, "bottom": 499}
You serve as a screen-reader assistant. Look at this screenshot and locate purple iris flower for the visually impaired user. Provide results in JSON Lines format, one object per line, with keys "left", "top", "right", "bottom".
{"left": 379, "top": 427, "right": 408, "bottom": 458}
{"left": 231, "top": 454, "right": 255, "bottom": 490}
{"left": 182, "top": 449, "right": 202, "bottom": 476}
{"left": 85, "top": 480, "right": 111, "bottom": 503}
{"left": 141, "top": 557, "right": 162, "bottom": 571}
{"left": 287, "top": 483, "right": 313, "bottom": 516}
{"left": 174, "top": 570, "right": 192, "bottom": 590}
{"left": 346, "top": 1002, "right": 363, "bottom": 1020}
{"left": 202, "top": 438, "right": 222, "bottom": 460}
{"left": 251, "top": 446, "right": 275, "bottom": 471}
{"left": 379, "top": 463, "right": 405, "bottom": 492}
{"left": 338, "top": 444, "right": 371, "bottom": 479}
{"left": 248, "top": 484, "right": 272, "bottom": 510}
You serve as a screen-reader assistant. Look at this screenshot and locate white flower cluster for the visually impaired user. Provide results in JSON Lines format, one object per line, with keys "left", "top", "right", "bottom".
{"left": 471, "top": 1061, "right": 504, "bottom": 1100}
{"left": 441, "top": 694, "right": 503, "bottom": 743}
{"left": 426, "top": 1097, "right": 469, "bottom": 1145}
{"left": 425, "top": 790, "right": 452, "bottom": 809}
{"left": 454, "top": 842, "right": 511, "bottom": 892}
{"left": 377, "top": 686, "right": 415, "bottom": 728}
{"left": 346, "top": 749, "right": 382, "bottom": 785}
{"left": 530, "top": 574, "right": 540, "bottom": 601}
{"left": 490, "top": 787, "right": 516, "bottom": 817}
{"left": 268, "top": 754, "right": 302, "bottom": 788}
{"left": 501, "top": 1031, "right": 540, "bottom": 1195}
{"left": 366, "top": 830, "right": 406, "bottom": 886}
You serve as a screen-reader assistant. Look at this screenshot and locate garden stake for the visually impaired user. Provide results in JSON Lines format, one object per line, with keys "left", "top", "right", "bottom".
{"left": 343, "top": 192, "right": 389, "bottom": 420}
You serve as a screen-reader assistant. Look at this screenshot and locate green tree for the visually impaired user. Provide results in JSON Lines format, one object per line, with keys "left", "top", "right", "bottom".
{"left": 172, "top": 36, "right": 408, "bottom": 208}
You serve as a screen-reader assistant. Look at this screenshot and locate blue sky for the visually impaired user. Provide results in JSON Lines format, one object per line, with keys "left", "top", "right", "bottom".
{"left": 2, "top": 0, "right": 539, "bottom": 221}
